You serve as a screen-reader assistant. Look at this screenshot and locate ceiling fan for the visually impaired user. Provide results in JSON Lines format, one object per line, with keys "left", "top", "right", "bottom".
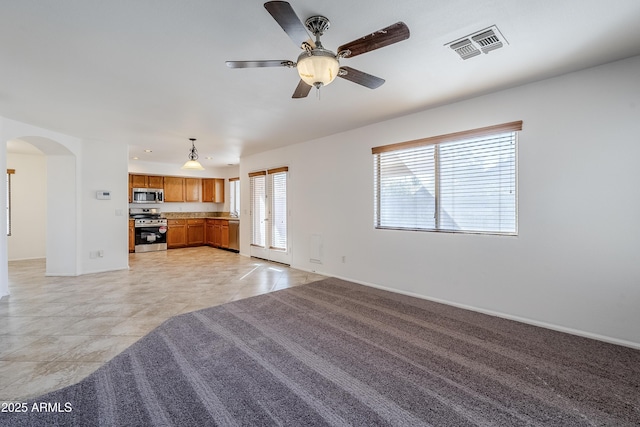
{"left": 225, "top": 1, "right": 410, "bottom": 98}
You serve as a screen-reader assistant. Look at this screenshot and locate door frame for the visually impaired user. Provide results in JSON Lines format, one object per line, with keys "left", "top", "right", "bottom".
{"left": 249, "top": 167, "right": 290, "bottom": 265}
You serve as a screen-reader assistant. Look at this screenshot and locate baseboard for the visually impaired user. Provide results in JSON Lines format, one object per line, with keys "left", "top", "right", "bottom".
{"left": 294, "top": 269, "right": 640, "bottom": 350}
{"left": 8, "top": 256, "right": 46, "bottom": 262}
{"left": 78, "top": 265, "right": 130, "bottom": 276}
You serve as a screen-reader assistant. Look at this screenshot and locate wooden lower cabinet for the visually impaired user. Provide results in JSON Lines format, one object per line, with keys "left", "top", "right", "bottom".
{"left": 205, "top": 219, "right": 229, "bottom": 248}
{"left": 220, "top": 221, "right": 229, "bottom": 249}
{"left": 167, "top": 218, "right": 233, "bottom": 250}
{"left": 187, "top": 219, "right": 205, "bottom": 246}
{"left": 129, "top": 219, "right": 135, "bottom": 252}
{"left": 205, "top": 220, "right": 216, "bottom": 246}
{"left": 167, "top": 219, "right": 187, "bottom": 248}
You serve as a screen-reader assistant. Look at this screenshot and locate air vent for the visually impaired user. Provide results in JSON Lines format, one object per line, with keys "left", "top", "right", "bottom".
{"left": 472, "top": 29, "right": 502, "bottom": 53}
{"left": 446, "top": 25, "right": 507, "bottom": 60}
{"left": 450, "top": 39, "right": 481, "bottom": 60}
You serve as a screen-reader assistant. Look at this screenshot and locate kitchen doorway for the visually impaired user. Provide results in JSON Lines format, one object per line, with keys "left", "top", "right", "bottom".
{"left": 249, "top": 167, "right": 290, "bottom": 265}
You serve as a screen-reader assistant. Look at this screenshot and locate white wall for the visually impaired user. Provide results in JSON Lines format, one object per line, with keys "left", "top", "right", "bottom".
{"left": 46, "top": 153, "right": 78, "bottom": 276}
{"left": 0, "top": 119, "right": 130, "bottom": 297}
{"left": 242, "top": 55, "right": 640, "bottom": 347}
{"left": 0, "top": 121, "right": 6, "bottom": 297}
{"left": 6, "top": 152, "right": 47, "bottom": 260}
{"left": 80, "top": 140, "right": 130, "bottom": 274}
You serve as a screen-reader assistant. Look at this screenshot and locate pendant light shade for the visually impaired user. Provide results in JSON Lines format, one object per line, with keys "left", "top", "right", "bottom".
{"left": 181, "top": 138, "right": 205, "bottom": 170}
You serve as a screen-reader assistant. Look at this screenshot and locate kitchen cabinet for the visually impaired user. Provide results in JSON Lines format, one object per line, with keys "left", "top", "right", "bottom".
{"left": 167, "top": 219, "right": 187, "bottom": 248}
{"left": 206, "top": 219, "right": 229, "bottom": 248}
{"left": 148, "top": 175, "right": 164, "bottom": 188}
{"left": 185, "top": 178, "right": 201, "bottom": 202}
{"left": 164, "top": 177, "right": 185, "bottom": 202}
{"left": 205, "top": 220, "right": 216, "bottom": 246}
{"left": 163, "top": 177, "right": 201, "bottom": 202}
{"left": 202, "top": 178, "right": 225, "bottom": 203}
{"left": 128, "top": 173, "right": 224, "bottom": 203}
{"left": 129, "top": 219, "right": 135, "bottom": 252}
{"left": 187, "top": 219, "right": 205, "bottom": 246}
{"left": 130, "top": 174, "right": 163, "bottom": 189}
{"left": 220, "top": 220, "right": 229, "bottom": 248}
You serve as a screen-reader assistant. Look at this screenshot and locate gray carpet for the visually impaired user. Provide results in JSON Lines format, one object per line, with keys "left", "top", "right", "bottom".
{"left": 2, "top": 277, "right": 639, "bottom": 426}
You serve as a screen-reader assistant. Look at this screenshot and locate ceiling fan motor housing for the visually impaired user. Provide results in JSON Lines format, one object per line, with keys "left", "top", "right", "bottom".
{"left": 305, "top": 16, "right": 330, "bottom": 36}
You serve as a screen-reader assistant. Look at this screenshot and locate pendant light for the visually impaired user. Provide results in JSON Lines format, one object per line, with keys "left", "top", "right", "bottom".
{"left": 181, "top": 138, "right": 205, "bottom": 170}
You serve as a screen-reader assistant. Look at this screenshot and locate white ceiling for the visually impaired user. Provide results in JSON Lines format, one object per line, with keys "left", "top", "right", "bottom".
{"left": 2, "top": 0, "right": 640, "bottom": 167}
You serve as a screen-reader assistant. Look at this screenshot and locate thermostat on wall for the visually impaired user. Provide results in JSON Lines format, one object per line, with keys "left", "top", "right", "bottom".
{"left": 96, "top": 190, "right": 111, "bottom": 200}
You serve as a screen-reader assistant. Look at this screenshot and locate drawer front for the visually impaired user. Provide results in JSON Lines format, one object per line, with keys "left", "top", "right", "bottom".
{"left": 168, "top": 219, "right": 186, "bottom": 226}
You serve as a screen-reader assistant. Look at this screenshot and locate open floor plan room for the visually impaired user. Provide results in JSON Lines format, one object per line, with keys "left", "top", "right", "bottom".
{"left": 0, "top": 248, "right": 325, "bottom": 401}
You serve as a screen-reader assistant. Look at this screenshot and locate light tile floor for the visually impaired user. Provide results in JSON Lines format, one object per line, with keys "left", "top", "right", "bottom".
{"left": 0, "top": 247, "right": 326, "bottom": 402}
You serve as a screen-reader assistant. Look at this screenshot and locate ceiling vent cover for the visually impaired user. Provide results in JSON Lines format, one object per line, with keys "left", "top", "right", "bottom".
{"left": 450, "top": 39, "right": 481, "bottom": 60}
{"left": 446, "top": 25, "right": 507, "bottom": 60}
{"left": 472, "top": 29, "right": 503, "bottom": 53}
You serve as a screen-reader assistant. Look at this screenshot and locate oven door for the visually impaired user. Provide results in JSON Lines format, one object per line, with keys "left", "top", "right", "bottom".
{"left": 134, "top": 225, "right": 167, "bottom": 252}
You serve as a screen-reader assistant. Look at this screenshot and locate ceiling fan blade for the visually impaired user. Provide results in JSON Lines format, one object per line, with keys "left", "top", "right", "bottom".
{"left": 225, "top": 60, "right": 293, "bottom": 69}
{"left": 292, "top": 80, "right": 312, "bottom": 98}
{"left": 338, "top": 67, "right": 385, "bottom": 89}
{"left": 338, "top": 22, "right": 410, "bottom": 58}
{"left": 264, "top": 1, "right": 314, "bottom": 49}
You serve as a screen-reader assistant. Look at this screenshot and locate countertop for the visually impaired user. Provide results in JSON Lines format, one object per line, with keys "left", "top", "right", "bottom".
{"left": 163, "top": 212, "right": 239, "bottom": 221}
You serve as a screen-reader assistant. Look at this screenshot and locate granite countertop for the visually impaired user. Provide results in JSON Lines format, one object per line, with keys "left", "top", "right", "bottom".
{"left": 163, "top": 212, "right": 239, "bottom": 221}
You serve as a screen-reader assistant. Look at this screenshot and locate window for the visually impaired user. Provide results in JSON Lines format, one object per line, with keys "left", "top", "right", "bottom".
{"left": 6, "top": 169, "right": 14, "bottom": 236}
{"left": 249, "top": 172, "right": 266, "bottom": 247}
{"left": 373, "top": 121, "right": 521, "bottom": 235}
{"left": 269, "top": 168, "right": 288, "bottom": 251}
{"left": 249, "top": 167, "right": 289, "bottom": 250}
{"left": 229, "top": 177, "right": 240, "bottom": 216}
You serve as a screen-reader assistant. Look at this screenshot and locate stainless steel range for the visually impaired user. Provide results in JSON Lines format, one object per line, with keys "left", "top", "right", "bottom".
{"left": 129, "top": 208, "right": 168, "bottom": 253}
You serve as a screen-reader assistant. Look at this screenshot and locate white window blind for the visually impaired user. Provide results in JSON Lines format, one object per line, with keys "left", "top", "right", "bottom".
{"left": 373, "top": 121, "right": 520, "bottom": 235}
{"left": 249, "top": 173, "right": 266, "bottom": 247}
{"left": 229, "top": 178, "right": 240, "bottom": 216}
{"left": 375, "top": 145, "right": 436, "bottom": 230}
{"left": 6, "top": 169, "right": 14, "bottom": 236}
{"left": 270, "top": 171, "right": 287, "bottom": 250}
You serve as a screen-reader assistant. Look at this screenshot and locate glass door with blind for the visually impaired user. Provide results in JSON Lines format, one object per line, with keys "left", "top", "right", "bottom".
{"left": 249, "top": 167, "right": 290, "bottom": 264}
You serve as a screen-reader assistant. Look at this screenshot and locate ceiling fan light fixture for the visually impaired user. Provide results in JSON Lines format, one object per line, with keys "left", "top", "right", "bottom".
{"left": 181, "top": 138, "right": 205, "bottom": 170}
{"left": 296, "top": 49, "right": 340, "bottom": 87}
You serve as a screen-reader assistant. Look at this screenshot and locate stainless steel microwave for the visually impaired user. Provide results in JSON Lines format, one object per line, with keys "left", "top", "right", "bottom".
{"left": 132, "top": 188, "right": 164, "bottom": 203}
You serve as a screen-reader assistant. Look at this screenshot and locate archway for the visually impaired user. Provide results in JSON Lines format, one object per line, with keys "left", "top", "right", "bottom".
{"left": 3, "top": 135, "right": 78, "bottom": 282}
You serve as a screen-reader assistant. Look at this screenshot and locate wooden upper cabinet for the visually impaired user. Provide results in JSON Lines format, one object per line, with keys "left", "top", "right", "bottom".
{"left": 147, "top": 175, "right": 164, "bottom": 189}
{"left": 202, "top": 179, "right": 214, "bottom": 202}
{"left": 130, "top": 174, "right": 163, "bottom": 189}
{"left": 202, "top": 178, "right": 225, "bottom": 203}
{"left": 130, "top": 174, "right": 147, "bottom": 188}
{"left": 129, "top": 173, "right": 223, "bottom": 203}
{"left": 185, "top": 178, "right": 201, "bottom": 202}
{"left": 164, "top": 177, "right": 185, "bottom": 202}
{"left": 214, "top": 179, "right": 225, "bottom": 203}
